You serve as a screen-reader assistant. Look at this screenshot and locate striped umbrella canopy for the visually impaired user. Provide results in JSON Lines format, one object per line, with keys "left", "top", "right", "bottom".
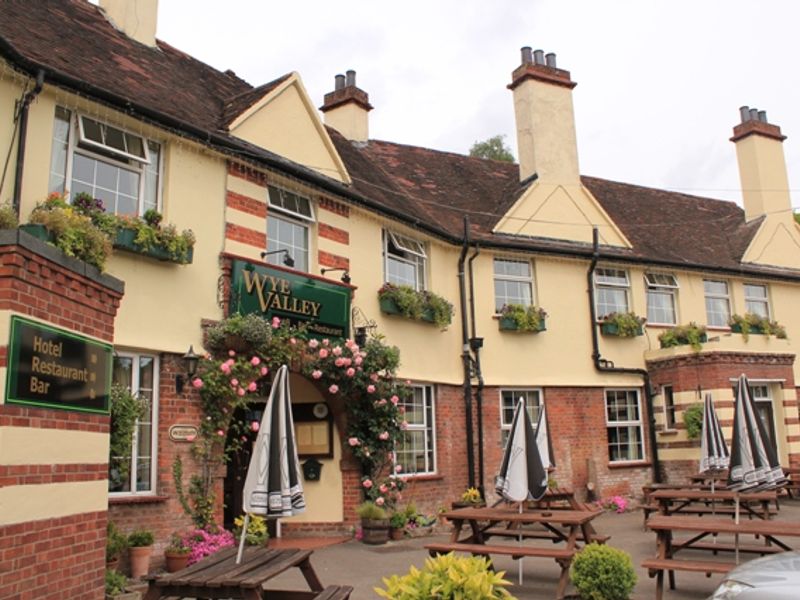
{"left": 237, "top": 365, "right": 305, "bottom": 563}
{"left": 699, "top": 393, "right": 729, "bottom": 475}
{"left": 535, "top": 403, "right": 555, "bottom": 471}
{"left": 496, "top": 396, "right": 548, "bottom": 503}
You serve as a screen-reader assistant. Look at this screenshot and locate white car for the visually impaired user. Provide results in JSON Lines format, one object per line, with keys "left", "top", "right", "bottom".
{"left": 708, "top": 551, "right": 800, "bottom": 599}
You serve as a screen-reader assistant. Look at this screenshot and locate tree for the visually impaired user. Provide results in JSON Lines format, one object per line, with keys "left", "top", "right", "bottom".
{"left": 469, "top": 134, "right": 515, "bottom": 162}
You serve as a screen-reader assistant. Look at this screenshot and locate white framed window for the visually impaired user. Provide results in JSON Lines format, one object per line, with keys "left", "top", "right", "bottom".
{"left": 645, "top": 272, "right": 678, "bottom": 325}
{"left": 662, "top": 385, "right": 676, "bottom": 430}
{"left": 494, "top": 258, "right": 534, "bottom": 312}
{"left": 748, "top": 383, "right": 779, "bottom": 457}
{"left": 384, "top": 230, "right": 427, "bottom": 290}
{"left": 48, "top": 107, "right": 161, "bottom": 216}
{"left": 594, "top": 267, "right": 630, "bottom": 318}
{"left": 395, "top": 385, "right": 436, "bottom": 475}
{"left": 744, "top": 283, "right": 770, "bottom": 318}
{"left": 704, "top": 279, "right": 731, "bottom": 327}
{"left": 500, "top": 389, "right": 542, "bottom": 448}
{"left": 266, "top": 185, "right": 314, "bottom": 272}
{"left": 109, "top": 352, "right": 158, "bottom": 495}
{"left": 605, "top": 389, "right": 645, "bottom": 462}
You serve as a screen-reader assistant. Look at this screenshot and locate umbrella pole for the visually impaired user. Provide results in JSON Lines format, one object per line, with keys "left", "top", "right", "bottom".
{"left": 735, "top": 494, "right": 740, "bottom": 565}
{"left": 518, "top": 502, "right": 523, "bottom": 586}
{"left": 236, "top": 513, "right": 250, "bottom": 565}
{"left": 711, "top": 477, "right": 717, "bottom": 545}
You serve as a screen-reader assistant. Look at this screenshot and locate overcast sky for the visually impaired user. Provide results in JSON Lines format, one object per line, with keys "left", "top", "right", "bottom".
{"left": 154, "top": 0, "right": 800, "bottom": 208}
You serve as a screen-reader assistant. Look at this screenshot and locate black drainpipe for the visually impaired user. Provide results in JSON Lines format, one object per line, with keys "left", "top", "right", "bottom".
{"left": 588, "top": 227, "right": 662, "bottom": 483}
{"left": 12, "top": 69, "right": 45, "bottom": 217}
{"left": 458, "top": 216, "right": 476, "bottom": 489}
{"left": 467, "top": 244, "right": 485, "bottom": 496}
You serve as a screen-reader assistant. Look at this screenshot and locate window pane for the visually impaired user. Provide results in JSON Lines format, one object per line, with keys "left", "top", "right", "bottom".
{"left": 704, "top": 280, "right": 728, "bottom": 296}
{"left": 647, "top": 289, "right": 676, "bottom": 324}
{"left": 143, "top": 142, "right": 160, "bottom": 214}
{"left": 597, "top": 287, "right": 628, "bottom": 317}
{"left": 267, "top": 215, "right": 308, "bottom": 272}
{"left": 705, "top": 296, "right": 730, "bottom": 327}
{"left": 81, "top": 117, "right": 103, "bottom": 143}
{"left": 48, "top": 108, "right": 71, "bottom": 194}
{"left": 396, "top": 386, "right": 435, "bottom": 475}
{"left": 596, "top": 268, "right": 628, "bottom": 286}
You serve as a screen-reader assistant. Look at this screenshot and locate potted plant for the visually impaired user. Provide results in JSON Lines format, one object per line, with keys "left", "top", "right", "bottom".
{"left": 357, "top": 501, "right": 390, "bottom": 545}
{"left": 452, "top": 486, "right": 486, "bottom": 509}
{"left": 600, "top": 312, "right": 646, "bottom": 337}
{"left": 569, "top": 543, "right": 636, "bottom": 600}
{"left": 658, "top": 322, "right": 707, "bottom": 350}
{"left": 389, "top": 512, "right": 408, "bottom": 541}
{"left": 233, "top": 513, "right": 269, "bottom": 547}
{"left": 112, "top": 211, "right": 195, "bottom": 264}
{"left": 377, "top": 283, "right": 454, "bottom": 328}
{"left": 729, "top": 313, "right": 787, "bottom": 341}
{"left": 126, "top": 528, "right": 154, "bottom": 579}
{"left": 106, "top": 522, "right": 128, "bottom": 571}
{"left": 105, "top": 569, "right": 139, "bottom": 600}
{"left": 163, "top": 534, "right": 191, "bottom": 573}
{"left": 498, "top": 303, "right": 547, "bottom": 333}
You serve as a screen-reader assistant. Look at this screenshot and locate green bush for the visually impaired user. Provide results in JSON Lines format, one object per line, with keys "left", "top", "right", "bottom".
{"left": 28, "top": 199, "right": 111, "bottom": 270}
{"left": 570, "top": 543, "right": 636, "bottom": 600}
{"left": 357, "top": 501, "right": 388, "bottom": 521}
{"left": 105, "top": 568, "right": 128, "bottom": 595}
{"left": 127, "top": 528, "right": 154, "bottom": 547}
{"left": 0, "top": 203, "right": 18, "bottom": 229}
{"left": 375, "top": 553, "right": 514, "bottom": 599}
{"left": 683, "top": 404, "right": 703, "bottom": 439}
{"left": 106, "top": 522, "right": 128, "bottom": 562}
{"left": 389, "top": 512, "right": 408, "bottom": 528}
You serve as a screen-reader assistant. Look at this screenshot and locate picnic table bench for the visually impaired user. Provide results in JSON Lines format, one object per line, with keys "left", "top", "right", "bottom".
{"left": 642, "top": 488, "right": 778, "bottom": 527}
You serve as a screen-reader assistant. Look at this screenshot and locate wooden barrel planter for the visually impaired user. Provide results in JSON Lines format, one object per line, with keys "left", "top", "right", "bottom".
{"left": 361, "top": 518, "right": 390, "bottom": 545}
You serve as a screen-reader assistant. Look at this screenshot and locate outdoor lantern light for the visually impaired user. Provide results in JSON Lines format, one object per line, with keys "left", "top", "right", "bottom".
{"left": 320, "top": 267, "right": 351, "bottom": 284}
{"left": 260, "top": 249, "right": 295, "bottom": 268}
{"left": 354, "top": 326, "right": 368, "bottom": 347}
{"left": 176, "top": 345, "right": 200, "bottom": 393}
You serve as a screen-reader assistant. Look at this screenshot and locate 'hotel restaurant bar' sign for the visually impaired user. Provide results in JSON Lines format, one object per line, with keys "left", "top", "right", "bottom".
{"left": 230, "top": 259, "right": 351, "bottom": 339}
{"left": 5, "top": 316, "right": 113, "bottom": 413}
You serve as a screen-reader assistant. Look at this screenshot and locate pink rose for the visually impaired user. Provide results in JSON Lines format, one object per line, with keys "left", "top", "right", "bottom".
{"left": 251, "top": 421, "right": 260, "bottom": 432}
{"left": 362, "top": 479, "right": 373, "bottom": 488}
{"left": 355, "top": 356, "right": 363, "bottom": 366}
{"left": 322, "top": 339, "right": 330, "bottom": 346}
{"left": 185, "top": 434, "right": 196, "bottom": 442}
{"left": 251, "top": 356, "right": 261, "bottom": 366}
{"left": 348, "top": 437, "right": 360, "bottom": 446}
{"left": 237, "top": 388, "right": 246, "bottom": 396}
{"left": 367, "top": 385, "right": 376, "bottom": 394}
{"left": 312, "top": 370, "right": 322, "bottom": 379}
{"left": 378, "top": 398, "right": 387, "bottom": 406}
{"left": 192, "top": 378, "right": 203, "bottom": 389}
{"left": 375, "top": 497, "right": 385, "bottom": 506}
{"left": 379, "top": 431, "right": 389, "bottom": 440}
{"left": 335, "top": 358, "right": 345, "bottom": 367}
{"left": 290, "top": 338, "right": 297, "bottom": 345}
{"left": 319, "top": 349, "right": 329, "bottom": 359}
{"left": 309, "top": 339, "right": 319, "bottom": 349}
{"left": 230, "top": 378, "right": 239, "bottom": 386}
{"left": 272, "top": 316, "right": 281, "bottom": 328}
{"left": 260, "top": 366, "right": 268, "bottom": 376}
{"left": 216, "top": 429, "right": 225, "bottom": 437}
{"left": 395, "top": 465, "right": 403, "bottom": 473}
{"left": 346, "top": 368, "right": 355, "bottom": 377}
{"left": 343, "top": 358, "right": 352, "bottom": 366}
{"left": 370, "top": 373, "right": 379, "bottom": 382}
{"left": 329, "top": 384, "right": 339, "bottom": 394}
{"left": 220, "top": 363, "right": 231, "bottom": 374}
{"left": 226, "top": 358, "right": 235, "bottom": 366}
{"left": 241, "top": 436, "right": 248, "bottom": 442}
{"left": 379, "top": 484, "right": 388, "bottom": 493}
{"left": 228, "top": 350, "right": 236, "bottom": 357}
{"left": 247, "top": 381, "right": 257, "bottom": 392}
{"left": 332, "top": 347, "right": 342, "bottom": 356}
{"left": 390, "top": 395, "right": 399, "bottom": 405}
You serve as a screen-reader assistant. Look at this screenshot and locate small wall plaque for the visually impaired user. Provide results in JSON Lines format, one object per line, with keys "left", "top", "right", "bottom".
{"left": 169, "top": 424, "right": 198, "bottom": 442}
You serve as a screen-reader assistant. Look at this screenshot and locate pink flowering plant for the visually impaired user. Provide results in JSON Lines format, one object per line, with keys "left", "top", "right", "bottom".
{"left": 182, "top": 526, "right": 235, "bottom": 565}
{"left": 597, "top": 495, "right": 629, "bottom": 514}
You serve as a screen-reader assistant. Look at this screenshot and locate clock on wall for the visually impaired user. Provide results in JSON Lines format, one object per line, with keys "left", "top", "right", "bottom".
{"left": 312, "top": 402, "right": 329, "bottom": 419}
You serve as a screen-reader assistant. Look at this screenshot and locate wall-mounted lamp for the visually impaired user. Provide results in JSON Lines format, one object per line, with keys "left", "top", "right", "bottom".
{"left": 354, "top": 326, "right": 368, "bottom": 347}
{"left": 320, "top": 267, "right": 351, "bottom": 284}
{"left": 260, "top": 249, "right": 295, "bottom": 268}
{"left": 176, "top": 345, "right": 200, "bottom": 393}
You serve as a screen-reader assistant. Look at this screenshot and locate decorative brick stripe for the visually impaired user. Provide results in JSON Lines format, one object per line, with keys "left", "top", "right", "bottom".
{"left": 318, "top": 197, "right": 350, "bottom": 218}
{"left": 228, "top": 161, "right": 268, "bottom": 186}
{"left": 318, "top": 223, "right": 349, "bottom": 245}
{"left": 318, "top": 250, "right": 349, "bottom": 270}
{"left": 225, "top": 223, "right": 267, "bottom": 249}
{"left": 226, "top": 190, "right": 267, "bottom": 218}
{"left": 0, "top": 463, "right": 107, "bottom": 488}
{"left": 0, "top": 510, "right": 106, "bottom": 600}
{"left": 0, "top": 404, "right": 109, "bottom": 433}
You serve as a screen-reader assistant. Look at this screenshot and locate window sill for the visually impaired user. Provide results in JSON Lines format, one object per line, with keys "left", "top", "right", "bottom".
{"left": 607, "top": 461, "right": 651, "bottom": 469}
{"left": 109, "top": 494, "right": 169, "bottom": 505}
{"left": 398, "top": 473, "right": 443, "bottom": 482}
{"left": 658, "top": 429, "right": 679, "bottom": 437}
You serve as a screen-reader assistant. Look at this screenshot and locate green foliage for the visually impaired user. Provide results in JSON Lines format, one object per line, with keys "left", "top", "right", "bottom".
{"left": 357, "top": 501, "right": 388, "bottom": 520}
{"left": 460, "top": 487, "right": 483, "bottom": 504}
{"left": 116, "top": 212, "right": 195, "bottom": 264}
{"left": 389, "top": 512, "right": 409, "bottom": 528}
{"left": 173, "top": 453, "right": 215, "bottom": 529}
{"left": 203, "top": 313, "right": 301, "bottom": 361}
{"left": 234, "top": 514, "right": 269, "bottom": 546}
{"left": 729, "top": 313, "right": 787, "bottom": 341}
{"left": 658, "top": 322, "right": 707, "bottom": 351}
{"left": 469, "top": 134, "right": 515, "bottom": 163}
{"left": 499, "top": 303, "right": 547, "bottom": 332}
{"left": 378, "top": 283, "right": 454, "bottom": 328}
{"left": 601, "top": 312, "right": 646, "bottom": 337}
{"left": 105, "top": 569, "right": 128, "bottom": 596}
{"left": 570, "top": 543, "right": 636, "bottom": 600}
{"left": 127, "top": 528, "right": 154, "bottom": 547}
{"left": 375, "top": 553, "right": 514, "bottom": 599}
{"left": 683, "top": 404, "right": 703, "bottom": 439}
{"left": 106, "top": 522, "right": 128, "bottom": 562}
{"left": 108, "top": 383, "right": 145, "bottom": 489}
{"left": 0, "top": 203, "right": 18, "bottom": 229}
{"left": 165, "top": 533, "right": 191, "bottom": 554}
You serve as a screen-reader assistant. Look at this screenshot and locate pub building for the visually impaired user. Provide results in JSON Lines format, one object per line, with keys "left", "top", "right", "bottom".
{"left": 2, "top": 2, "right": 800, "bottom": 598}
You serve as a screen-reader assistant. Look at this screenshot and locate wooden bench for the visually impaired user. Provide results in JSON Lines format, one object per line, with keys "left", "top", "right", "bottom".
{"left": 484, "top": 526, "right": 610, "bottom": 544}
{"left": 642, "top": 558, "right": 735, "bottom": 600}
{"left": 642, "top": 502, "right": 775, "bottom": 526}
{"left": 426, "top": 542, "right": 574, "bottom": 562}
{"left": 312, "top": 585, "right": 354, "bottom": 600}
{"left": 672, "top": 540, "right": 783, "bottom": 555}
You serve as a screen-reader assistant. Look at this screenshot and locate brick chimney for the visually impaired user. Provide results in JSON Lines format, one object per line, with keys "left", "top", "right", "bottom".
{"left": 731, "top": 106, "right": 792, "bottom": 223}
{"left": 99, "top": 0, "right": 158, "bottom": 47}
{"left": 508, "top": 47, "right": 579, "bottom": 184}
{"left": 320, "top": 70, "right": 373, "bottom": 143}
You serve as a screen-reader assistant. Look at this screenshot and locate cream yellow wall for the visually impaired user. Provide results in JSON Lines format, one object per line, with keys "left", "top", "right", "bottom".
{"left": 735, "top": 133, "right": 792, "bottom": 223}
{"left": 99, "top": 0, "right": 158, "bottom": 47}
{"left": 741, "top": 217, "right": 800, "bottom": 270}
{"left": 0, "top": 63, "right": 25, "bottom": 204}
{"left": 323, "top": 103, "right": 369, "bottom": 144}
{"left": 229, "top": 77, "right": 349, "bottom": 184}
{"left": 0, "top": 480, "right": 109, "bottom": 526}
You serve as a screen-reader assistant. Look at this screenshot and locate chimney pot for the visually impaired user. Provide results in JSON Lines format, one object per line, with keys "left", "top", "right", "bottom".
{"left": 345, "top": 70, "right": 356, "bottom": 87}
{"left": 739, "top": 106, "right": 751, "bottom": 123}
{"left": 758, "top": 110, "right": 768, "bottom": 123}
{"left": 533, "top": 49, "right": 545, "bottom": 65}
{"left": 545, "top": 53, "right": 557, "bottom": 67}
{"left": 521, "top": 46, "right": 533, "bottom": 64}
{"left": 749, "top": 108, "right": 760, "bottom": 122}
{"left": 334, "top": 74, "right": 345, "bottom": 91}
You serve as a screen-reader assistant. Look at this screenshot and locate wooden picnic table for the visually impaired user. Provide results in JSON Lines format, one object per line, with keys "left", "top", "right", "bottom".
{"left": 648, "top": 488, "right": 778, "bottom": 520}
{"left": 426, "top": 505, "right": 604, "bottom": 599}
{"left": 643, "top": 514, "right": 800, "bottom": 600}
{"left": 143, "top": 546, "right": 352, "bottom": 600}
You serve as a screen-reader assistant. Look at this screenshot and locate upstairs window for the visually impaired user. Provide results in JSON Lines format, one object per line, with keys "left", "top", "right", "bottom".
{"left": 594, "top": 267, "right": 629, "bottom": 318}
{"left": 384, "top": 230, "right": 426, "bottom": 290}
{"left": 494, "top": 258, "right": 534, "bottom": 312}
{"left": 266, "top": 185, "right": 314, "bottom": 272}
{"left": 645, "top": 272, "right": 678, "bottom": 325}
{"left": 744, "top": 283, "right": 770, "bottom": 318}
{"left": 49, "top": 108, "right": 161, "bottom": 216}
{"left": 704, "top": 279, "right": 730, "bottom": 327}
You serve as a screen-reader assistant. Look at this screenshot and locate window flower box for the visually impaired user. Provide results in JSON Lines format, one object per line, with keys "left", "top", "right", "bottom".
{"left": 729, "top": 313, "right": 786, "bottom": 340}
{"left": 377, "top": 283, "right": 453, "bottom": 328}
{"left": 600, "top": 312, "right": 646, "bottom": 337}
{"left": 497, "top": 304, "right": 547, "bottom": 333}
{"left": 19, "top": 223, "right": 53, "bottom": 242}
{"left": 658, "top": 323, "right": 707, "bottom": 350}
{"left": 113, "top": 226, "right": 194, "bottom": 264}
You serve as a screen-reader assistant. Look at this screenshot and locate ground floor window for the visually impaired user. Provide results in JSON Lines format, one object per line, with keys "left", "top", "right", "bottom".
{"left": 605, "top": 389, "right": 644, "bottom": 462}
{"left": 109, "top": 352, "right": 158, "bottom": 494}
{"left": 749, "top": 383, "right": 778, "bottom": 456}
{"left": 395, "top": 384, "right": 436, "bottom": 475}
{"left": 662, "top": 385, "right": 676, "bottom": 430}
{"left": 499, "top": 389, "right": 542, "bottom": 448}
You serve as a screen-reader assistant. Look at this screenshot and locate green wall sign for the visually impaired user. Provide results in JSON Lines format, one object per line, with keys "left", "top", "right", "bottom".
{"left": 5, "top": 316, "right": 113, "bottom": 413}
{"left": 230, "top": 260, "right": 351, "bottom": 339}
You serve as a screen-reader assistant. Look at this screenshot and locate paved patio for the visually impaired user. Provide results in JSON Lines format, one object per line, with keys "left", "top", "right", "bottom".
{"left": 263, "top": 497, "right": 800, "bottom": 599}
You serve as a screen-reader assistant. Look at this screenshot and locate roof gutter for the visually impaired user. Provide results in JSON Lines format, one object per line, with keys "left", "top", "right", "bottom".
{"left": 11, "top": 68, "right": 44, "bottom": 216}
{"left": 587, "top": 227, "right": 662, "bottom": 484}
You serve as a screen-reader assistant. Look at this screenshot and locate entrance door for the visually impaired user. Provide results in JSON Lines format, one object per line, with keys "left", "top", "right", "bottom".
{"left": 223, "top": 402, "right": 266, "bottom": 531}
{"left": 751, "top": 384, "right": 779, "bottom": 457}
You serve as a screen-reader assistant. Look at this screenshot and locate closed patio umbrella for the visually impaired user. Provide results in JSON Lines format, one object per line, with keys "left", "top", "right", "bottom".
{"left": 535, "top": 403, "right": 555, "bottom": 472}
{"left": 700, "top": 393, "right": 729, "bottom": 492}
{"left": 236, "top": 365, "right": 305, "bottom": 563}
{"left": 495, "top": 396, "right": 548, "bottom": 584}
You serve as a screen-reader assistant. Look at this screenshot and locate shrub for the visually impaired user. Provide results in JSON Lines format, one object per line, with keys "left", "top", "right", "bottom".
{"left": 0, "top": 203, "right": 18, "bottom": 229}
{"left": 389, "top": 512, "right": 409, "bottom": 529}
{"left": 127, "top": 528, "right": 154, "bottom": 547}
{"left": 658, "top": 322, "right": 707, "bottom": 351}
{"left": 357, "top": 501, "right": 388, "bottom": 521}
{"left": 106, "top": 522, "right": 127, "bottom": 562}
{"left": 570, "top": 543, "right": 636, "bottom": 600}
{"left": 683, "top": 403, "right": 703, "bottom": 439}
{"left": 233, "top": 514, "right": 269, "bottom": 546}
{"left": 499, "top": 303, "right": 547, "bottom": 332}
{"left": 375, "top": 553, "right": 514, "bottom": 599}
{"left": 460, "top": 486, "right": 483, "bottom": 504}
{"left": 105, "top": 569, "right": 128, "bottom": 596}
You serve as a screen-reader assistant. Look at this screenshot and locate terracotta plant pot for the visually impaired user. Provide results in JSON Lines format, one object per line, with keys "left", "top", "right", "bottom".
{"left": 164, "top": 551, "right": 190, "bottom": 573}
{"left": 390, "top": 527, "right": 405, "bottom": 541}
{"left": 128, "top": 545, "right": 152, "bottom": 579}
{"left": 106, "top": 558, "right": 120, "bottom": 572}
